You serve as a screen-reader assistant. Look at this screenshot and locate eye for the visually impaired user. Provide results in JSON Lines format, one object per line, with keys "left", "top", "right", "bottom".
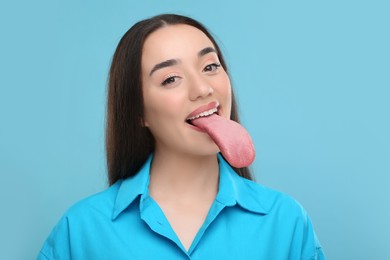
{"left": 161, "top": 75, "right": 180, "bottom": 86}
{"left": 203, "top": 63, "right": 221, "bottom": 73}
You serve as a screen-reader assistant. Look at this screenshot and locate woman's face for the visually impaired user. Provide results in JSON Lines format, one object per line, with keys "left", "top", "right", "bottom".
{"left": 141, "top": 24, "right": 232, "bottom": 156}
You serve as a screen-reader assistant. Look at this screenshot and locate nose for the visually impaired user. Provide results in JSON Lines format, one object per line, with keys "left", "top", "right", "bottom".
{"left": 188, "top": 73, "right": 214, "bottom": 101}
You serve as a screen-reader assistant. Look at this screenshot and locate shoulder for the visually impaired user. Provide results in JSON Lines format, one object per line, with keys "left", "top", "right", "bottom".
{"left": 220, "top": 156, "right": 306, "bottom": 217}
{"left": 239, "top": 178, "right": 325, "bottom": 259}
{"left": 238, "top": 176, "right": 309, "bottom": 218}
{"left": 38, "top": 182, "right": 123, "bottom": 259}
{"left": 62, "top": 180, "right": 122, "bottom": 220}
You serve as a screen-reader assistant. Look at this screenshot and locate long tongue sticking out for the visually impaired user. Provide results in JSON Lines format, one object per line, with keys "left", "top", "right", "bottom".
{"left": 191, "top": 114, "right": 255, "bottom": 168}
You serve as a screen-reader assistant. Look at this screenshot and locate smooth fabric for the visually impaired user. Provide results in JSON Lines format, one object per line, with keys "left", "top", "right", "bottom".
{"left": 38, "top": 154, "right": 325, "bottom": 259}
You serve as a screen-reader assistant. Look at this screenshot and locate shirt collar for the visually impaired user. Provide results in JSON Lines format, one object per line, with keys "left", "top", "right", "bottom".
{"left": 112, "top": 153, "right": 269, "bottom": 220}
{"left": 112, "top": 154, "right": 153, "bottom": 220}
{"left": 216, "top": 153, "right": 269, "bottom": 214}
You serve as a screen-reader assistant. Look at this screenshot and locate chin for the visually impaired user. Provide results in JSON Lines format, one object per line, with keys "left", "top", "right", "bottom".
{"left": 190, "top": 143, "right": 220, "bottom": 157}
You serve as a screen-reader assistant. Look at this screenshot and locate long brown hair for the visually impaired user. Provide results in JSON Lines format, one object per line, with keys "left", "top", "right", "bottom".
{"left": 106, "top": 14, "right": 253, "bottom": 185}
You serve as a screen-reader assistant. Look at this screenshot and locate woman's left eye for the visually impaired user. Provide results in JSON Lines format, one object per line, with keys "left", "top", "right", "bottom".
{"left": 203, "top": 63, "right": 221, "bottom": 72}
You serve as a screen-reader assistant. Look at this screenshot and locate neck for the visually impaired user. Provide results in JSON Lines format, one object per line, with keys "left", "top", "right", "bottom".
{"left": 148, "top": 148, "right": 219, "bottom": 202}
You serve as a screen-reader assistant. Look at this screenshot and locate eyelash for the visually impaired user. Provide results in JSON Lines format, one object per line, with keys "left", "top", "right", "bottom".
{"left": 203, "top": 63, "right": 221, "bottom": 72}
{"left": 161, "top": 74, "right": 180, "bottom": 86}
{"left": 160, "top": 63, "right": 221, "bottom": 86}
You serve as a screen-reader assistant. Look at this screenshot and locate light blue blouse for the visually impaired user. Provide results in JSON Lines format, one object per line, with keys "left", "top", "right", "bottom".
{"left": 38, "top": 154, "right": 325, "bottom": 259}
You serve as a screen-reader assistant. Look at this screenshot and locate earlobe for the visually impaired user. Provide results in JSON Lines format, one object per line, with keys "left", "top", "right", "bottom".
{"left": 141, "top": 118, "right": 149, "bottom": 127}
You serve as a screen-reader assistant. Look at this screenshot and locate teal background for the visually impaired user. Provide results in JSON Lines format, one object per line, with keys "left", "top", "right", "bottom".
{"left": 1, "top": 0, "right": 389, "bottom": 259}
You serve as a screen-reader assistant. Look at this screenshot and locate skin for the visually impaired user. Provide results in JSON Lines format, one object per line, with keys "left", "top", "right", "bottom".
{"left": 141, "top": 24, "right": 232, "bottom": 251}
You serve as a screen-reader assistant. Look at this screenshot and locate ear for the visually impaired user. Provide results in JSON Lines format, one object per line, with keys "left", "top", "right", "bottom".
{"left": 141, "top": 118, "right": 149, "bottom": 127}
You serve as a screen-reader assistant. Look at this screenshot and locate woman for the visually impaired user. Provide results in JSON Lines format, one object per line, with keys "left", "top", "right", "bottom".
{"left": 38, "top": 14, "right": 325, "bottom": 259}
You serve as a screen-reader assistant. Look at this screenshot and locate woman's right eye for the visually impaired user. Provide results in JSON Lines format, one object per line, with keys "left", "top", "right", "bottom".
{"left": 161, "top": 76, "right": 179, "bottom": 86}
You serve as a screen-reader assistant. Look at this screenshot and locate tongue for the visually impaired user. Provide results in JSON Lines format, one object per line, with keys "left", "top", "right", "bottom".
{"left": 191, "top": 114, "right": 255, "bottom": 168}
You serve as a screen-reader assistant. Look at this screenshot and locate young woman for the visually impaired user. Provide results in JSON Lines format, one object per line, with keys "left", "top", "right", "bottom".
{"left": 38, "top": 14, "right": 325, "bottom": 259}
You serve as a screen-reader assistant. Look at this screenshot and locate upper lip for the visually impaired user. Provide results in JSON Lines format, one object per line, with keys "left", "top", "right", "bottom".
{"left": 186, "top": 101, "right": 219, "bottom": 120}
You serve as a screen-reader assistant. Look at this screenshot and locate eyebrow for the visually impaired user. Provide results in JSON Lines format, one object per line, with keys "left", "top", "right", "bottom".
{"left": 149, "top": 47, "right": 217, "bottom": 76}
{"left": 198, "top": 47, "right": 217, "bottom": 57}
{"left": 149, "top": 59, "right": 179, "bottom": 76}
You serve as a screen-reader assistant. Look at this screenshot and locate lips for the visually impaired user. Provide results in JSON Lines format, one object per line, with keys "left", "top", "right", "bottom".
{"left": 186, "top": 101, "right": 219, "bottom": 123}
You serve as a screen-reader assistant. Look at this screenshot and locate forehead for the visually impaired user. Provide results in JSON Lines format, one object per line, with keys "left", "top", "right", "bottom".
{"left": 142, "top": 24, "right": 215, "bottom": 66}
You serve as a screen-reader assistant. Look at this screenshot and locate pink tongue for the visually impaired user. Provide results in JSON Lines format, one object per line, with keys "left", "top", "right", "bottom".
{"left": 191, "top": 114, "right": 255, "bottom": 168}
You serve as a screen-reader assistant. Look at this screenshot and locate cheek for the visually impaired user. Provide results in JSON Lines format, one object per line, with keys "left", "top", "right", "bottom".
{"left": 226, "top": 87, "right": 232, "bottom": 113}
{"left": 143, "top": 89, "right": 186, "bottom": 127}
{"left": 214, "top": 73, "right": 232, "bottom": 116}
{"left": 225, "top": 88, "right": 232, "bottom": 118}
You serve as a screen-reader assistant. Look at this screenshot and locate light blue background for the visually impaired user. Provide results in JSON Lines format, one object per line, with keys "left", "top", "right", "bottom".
{"left": 1, "top": 0, "right": 389, "bottom": 259}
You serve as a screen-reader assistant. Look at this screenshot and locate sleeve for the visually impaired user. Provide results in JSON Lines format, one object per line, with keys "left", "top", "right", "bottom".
{"left": 301, "top": 211, "right": 326, "bottom": 260}
{"left": 37, "top": 216, "right": 72, "bottom": 260}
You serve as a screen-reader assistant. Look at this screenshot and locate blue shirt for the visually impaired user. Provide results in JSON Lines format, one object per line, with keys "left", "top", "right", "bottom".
{"left": 38, "top": 154, "right": 325, "bottom": 259}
